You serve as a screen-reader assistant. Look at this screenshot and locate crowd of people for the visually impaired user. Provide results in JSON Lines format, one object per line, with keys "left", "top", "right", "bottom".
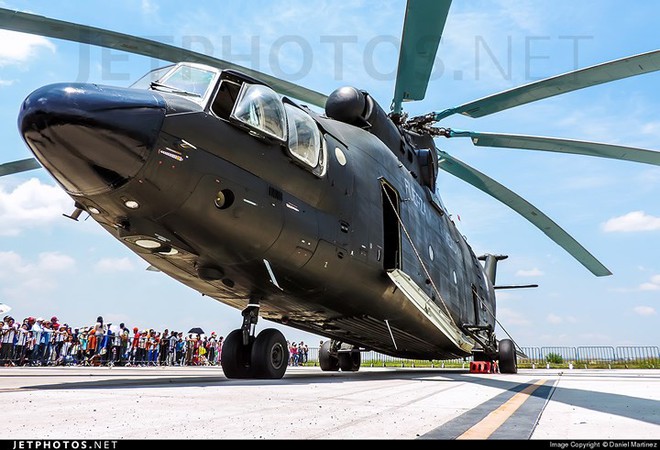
{"left": 1, "top": 314, "right": 310, "bottom": 368}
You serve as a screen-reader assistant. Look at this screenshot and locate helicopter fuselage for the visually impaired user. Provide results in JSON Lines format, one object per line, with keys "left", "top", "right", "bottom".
{"left": 19, "top": 64, "right": 496, "bottom": 360}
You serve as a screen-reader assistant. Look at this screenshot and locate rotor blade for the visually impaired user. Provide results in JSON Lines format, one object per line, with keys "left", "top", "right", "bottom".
{"left": 448, "top": 130, "right": 660, "bottom": 166}
{"left": 434, "top": 50, "right": 660, "bottom": 120}
{"left": 392, "top": 0, "right": 452, "bottom": 114}
{"left": 436, "top": 150, "right": 612, "bottom": 277}
{"left": 0, "top": 158, "right": 40, "bottom": 177}
{"left": 0, "top": 8, "right": 328, "bottom": 108}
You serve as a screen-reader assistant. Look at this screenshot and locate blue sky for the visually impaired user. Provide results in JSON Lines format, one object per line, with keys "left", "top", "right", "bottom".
{"left": 0, "top": 0, "right": 658, "bottom": 348}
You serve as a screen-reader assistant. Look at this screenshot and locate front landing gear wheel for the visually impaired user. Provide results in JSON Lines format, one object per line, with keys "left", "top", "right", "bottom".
{"left": 498, "top": 339, "right": 518, "bottom": 374}
{"left": 338, "top": 351, "right": 361, "bottom": 372}
{"left": 319, "top": 341, "right": 339, "bottom": 371}
{"left": 251, "top": 329, "right": 288, "bottom": 379}
{"left": 221, "top": 329, "right": 254, "bottom": 379}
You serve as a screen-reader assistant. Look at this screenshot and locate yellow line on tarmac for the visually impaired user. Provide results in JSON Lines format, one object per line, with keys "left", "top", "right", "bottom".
{"left": 457, "top": 379, "right": 547, "bottom": 440}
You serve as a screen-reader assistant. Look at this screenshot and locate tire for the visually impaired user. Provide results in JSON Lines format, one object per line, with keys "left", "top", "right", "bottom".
{"left": 251, "top": 329, "right": 288, "bottom": 379}
{"left": 319, "top": 340, "right": 339, "bottom": 372}
{"left": 221, "top": 329, "right": 254, "bottom": 379}
{"left": 338, "top": 351, "right": 361, "bottom": 372}
{"left": 498, "top": 339, "right": 518, "bottom": 374}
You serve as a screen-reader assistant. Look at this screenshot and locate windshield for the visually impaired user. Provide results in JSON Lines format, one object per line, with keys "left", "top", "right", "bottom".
{"left": 151, "top": 65, "right": 216, "bottom": 98}
{"left": 231, "top": 84, "right": 287, "bottom": 141}
{"left": 130, "top": 65, "right": 174, "bottom": 90}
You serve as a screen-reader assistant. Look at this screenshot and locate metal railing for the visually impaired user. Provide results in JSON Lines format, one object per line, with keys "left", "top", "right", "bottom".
{"left": 1, "top": 343, "right": 658, "bottom": 368}
{"left": 301, "top": 345, "right": 660, "bottom": 369}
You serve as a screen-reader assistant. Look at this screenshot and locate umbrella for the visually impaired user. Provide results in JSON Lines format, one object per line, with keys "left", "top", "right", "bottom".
{"left": 188, "top": 327, "right": 204, "bottom": 335}
{"left": 0, "top": 303, "right": 11, "bottom": 315}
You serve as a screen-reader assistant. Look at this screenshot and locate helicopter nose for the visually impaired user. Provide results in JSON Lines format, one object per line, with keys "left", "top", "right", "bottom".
{"left": 18, "top": 83, "right": 166, "bottom": 195}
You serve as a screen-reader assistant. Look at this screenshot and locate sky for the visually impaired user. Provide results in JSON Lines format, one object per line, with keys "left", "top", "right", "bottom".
{"left": 0, "top": 0, "right": 658, "bottom": 349}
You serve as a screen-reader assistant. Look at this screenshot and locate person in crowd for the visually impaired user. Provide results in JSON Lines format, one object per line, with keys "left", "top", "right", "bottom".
{"left": 175, "top": 332, "right": 185, "bottom": 365}
{"left": 14, "top": 323, "right": 29, "bottom": 366}
{"left": 137, "top": 330, "right": 148, "bottom": 365}
{"left": 93, "top": 316, "right": 106, "bottom": 355}
{"left": 167, "top": 330, "right": 177, "bottom": 365}
{"left": 53, "top": 318, "right": 65, "bottom": 360}
{"left": 217, "top": 336, "right": 224, "bottom": 364}
{"left": 207, "top": 332, "right": 218, "bottom": 365}
{"left": 40, "top": 320, "right": 52, "bottom": 365}
{"left": 30, "top": 318, "right": 44, "bottom": 365}
{"left": 110, "top": 326, "right": 122, "bottom": 365}
{"left": 119, "top": 323, "right": 130, "bottom": 366}
{"left": 185, "top": 334, "right": 195, "bottom": 366}
{"left": 159, "top": 329, "right": 170, "bottom": 366}
{"left": 289, "top": 341, "right": 298, "bottom": 366}
{"left": 130, "top": 327, "right": 140, "bottom": 365}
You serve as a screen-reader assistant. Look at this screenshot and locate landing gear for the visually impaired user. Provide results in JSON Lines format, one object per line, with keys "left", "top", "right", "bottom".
{"left": 220, "top": 330, "right": 254, "bottom": 379}
{"left": 220, "top": 303, "right": 289, "bottom": 379}
{"left": 319, "top": 341, "right": 339, "bottom": 371}
{"left": 251, "top": 329, "right": 288, "bottom": 379}
{"left": 319, "top": 340, "right": 361, "bottom": 372}
{"left": 338, "top": 351, "right": 361, "bottom": 372}
{"left": 498, "top": 338, "right": 518, "bottom": 374}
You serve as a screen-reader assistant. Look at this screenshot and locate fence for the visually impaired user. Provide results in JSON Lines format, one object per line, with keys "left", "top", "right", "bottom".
{"left": 302, "top": 345, "right": 660, "bottom": 369}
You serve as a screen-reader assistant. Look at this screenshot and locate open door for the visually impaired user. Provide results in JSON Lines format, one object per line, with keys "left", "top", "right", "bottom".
{"left": 381, "top": 180, "right": 401, "bottom": 271}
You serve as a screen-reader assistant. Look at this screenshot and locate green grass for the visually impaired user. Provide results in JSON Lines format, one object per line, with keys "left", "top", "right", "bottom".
{"left": 305, "top": 359, "right": 659, "bottom": 370}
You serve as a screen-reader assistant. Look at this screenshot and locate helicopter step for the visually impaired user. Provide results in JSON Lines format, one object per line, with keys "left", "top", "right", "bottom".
{"left": 319, "top": 340, "right": 361, "bottom": 372}
{"left": 387, "top": 269, "right": 474, "bottom": 354}
{"left": 221, "top": 302, "right": 289, "bottom": 379}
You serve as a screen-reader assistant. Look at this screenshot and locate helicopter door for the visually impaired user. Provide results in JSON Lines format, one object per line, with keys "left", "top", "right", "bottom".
{"left": 381, "top": 180, "right": 401, "bottom": 271}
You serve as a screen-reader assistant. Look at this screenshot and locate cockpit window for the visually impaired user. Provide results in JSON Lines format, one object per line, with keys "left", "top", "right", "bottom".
{"left": 130, "top": 65, "right": 174, "bottom": 90}
{"left": 152, "top": 65, "right": 216, "bottom": 98}
{"left": 231, "top": 84, "right": 287, "bottom": 141}
{"left": 285, "top": 104, "right": 322, "bottom": 169}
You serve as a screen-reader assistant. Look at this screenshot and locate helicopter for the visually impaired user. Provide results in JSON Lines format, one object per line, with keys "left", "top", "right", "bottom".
{"left": 0, "top": 1, "right": 659, "bottom": 379}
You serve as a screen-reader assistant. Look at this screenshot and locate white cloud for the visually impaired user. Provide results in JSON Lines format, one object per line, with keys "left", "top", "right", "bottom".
{"left": 0, "top": 251, "right": 75, "bottom": 302}
{"left": 95, "top": 257, "right": 136, "bottom": 273}
{"left": 141, "top": 0, "right": 159, "bottom": 15}
{"left": 633, "top": 306, "right": 656, "bottom": 317}
{"left": 516, "top": 268, "right": 544, "bottom": 277}
{"left": 546, "top": 313, "right": 562, "bottom": 324}
{"left": 602, "top": 211, "right": 660, "bottom": 232}
{"left": 0, "top": 178, "right": 71, "bottom": 236}
{"left": 37, "top": 252, "right": 76, "bottom": 272}
{"left": 0, "top": 79, "right": 15, "bottom": 87}
{"left": 0, "top": 30, "right": 55, "bottom": 67}
{"left": 638, "top": 274, "right": 660, "bottom": 291}
{"left": 546, "top": 313, "right": 578, "bottom": 325}
{"left": 0, "top": 251, "right": 75, "bottom": 276}
{"left": 497, "top": 307, "right": 531, "bottom": 326}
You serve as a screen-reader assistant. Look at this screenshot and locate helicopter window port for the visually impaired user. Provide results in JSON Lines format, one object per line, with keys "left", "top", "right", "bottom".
{"left": 285, "top": 104, "right": 322, "bottom": 170}
{"left": 231, "top": 83, "right": 287, "bottom": 141}
{"left": 211, "top": 80, "right": 241, "bottom": 120}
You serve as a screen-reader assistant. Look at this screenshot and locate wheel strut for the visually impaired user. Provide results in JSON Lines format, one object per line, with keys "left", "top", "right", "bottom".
{"left": 241, "top": 303, "right": 260, "bottom": 345}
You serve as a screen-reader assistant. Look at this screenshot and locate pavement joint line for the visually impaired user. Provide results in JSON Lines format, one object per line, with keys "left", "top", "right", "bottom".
{"left": 457, "top": 378, "right": 547, "bottom": 440}
{"left": 528, "top": 378, "right": 559, "bottom": 439}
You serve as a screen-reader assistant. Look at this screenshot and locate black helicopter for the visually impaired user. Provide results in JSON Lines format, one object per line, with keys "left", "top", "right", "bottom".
{"left": 1, "top": 1, "right": 659, "bottom": 379}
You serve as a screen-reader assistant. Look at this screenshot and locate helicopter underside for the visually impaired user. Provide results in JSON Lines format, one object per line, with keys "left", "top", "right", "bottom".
{"left": 114, "top": 229, "right": 475, "bottom": 361}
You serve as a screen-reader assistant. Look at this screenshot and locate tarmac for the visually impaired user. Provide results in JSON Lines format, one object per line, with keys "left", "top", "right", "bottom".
{"left": 0, "top": 366, "right": 658, "bottom": 440}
